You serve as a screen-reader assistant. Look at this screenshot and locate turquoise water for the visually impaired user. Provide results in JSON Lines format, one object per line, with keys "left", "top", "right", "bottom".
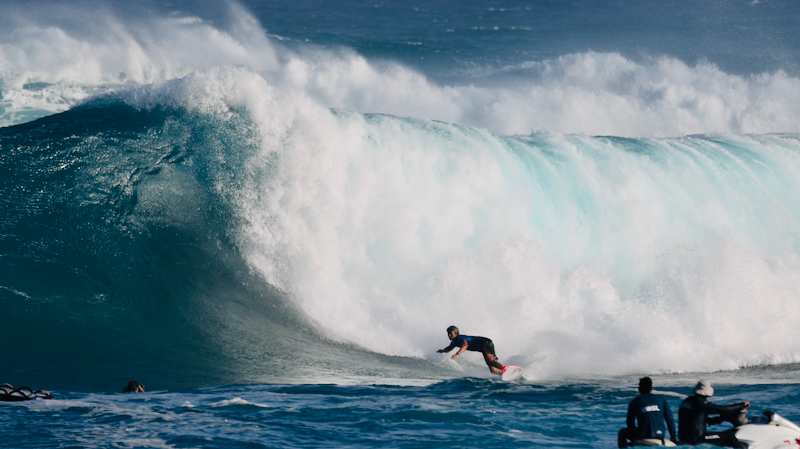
{"left": 3, "top": 0, "right": 800, "bottom": 447}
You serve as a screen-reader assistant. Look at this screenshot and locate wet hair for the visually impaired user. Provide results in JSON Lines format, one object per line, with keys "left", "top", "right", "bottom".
{"left": 122, "top": 380, "right": 141, "bottom": 392}
{"left": 638, "top": 377, "right": 653, "bottom": 393}
{"left": 446, "top": 326, "right": 459, "bottom": 335}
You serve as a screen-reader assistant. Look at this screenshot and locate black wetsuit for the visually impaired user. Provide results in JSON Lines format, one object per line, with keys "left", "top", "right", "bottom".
{"left": 442, "top": 335, "right": 498, "bottom": 365}
{"left": 678, "top": 395, "right": 747, "bottom": 448}
{"left": 625, "top": 393, "right": 676, "bottom": 441}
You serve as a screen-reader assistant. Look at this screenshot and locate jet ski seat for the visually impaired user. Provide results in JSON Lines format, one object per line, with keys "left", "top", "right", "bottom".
{"left": 618, "top": 429, "right": 677, "bottom": 448}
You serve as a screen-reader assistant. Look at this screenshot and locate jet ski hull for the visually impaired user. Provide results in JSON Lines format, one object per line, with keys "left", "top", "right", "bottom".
{"left": 734, "top": 412, "right": 800, "bottom": 449}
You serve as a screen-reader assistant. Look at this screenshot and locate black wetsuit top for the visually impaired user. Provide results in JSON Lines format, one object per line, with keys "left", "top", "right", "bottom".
{"left": 627, "top": 393, "right": 676, "bottom": 441}
{"left": 678, "top": 395, "right": 746, "bottom": 444}
{"left": 443, "top": 335, "right": 495, "bottom": 356}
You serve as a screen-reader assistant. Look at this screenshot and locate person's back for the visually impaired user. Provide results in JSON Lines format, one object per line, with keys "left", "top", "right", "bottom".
{"left": 620, "top": 377, "right": 676, "bottom": 447}
{"left": 628, "top": 392, "right": 674, "bottom": 440}
{"left": 450, "top": 335, "right": 489, "bottom": 351}
{"left": 678, "top": 394, "right": 707, "bottom": 443}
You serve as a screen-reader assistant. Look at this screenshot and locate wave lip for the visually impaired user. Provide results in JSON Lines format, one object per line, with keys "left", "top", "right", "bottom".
{"left": 0, "top": 1, "right": 277, "bottom": 127}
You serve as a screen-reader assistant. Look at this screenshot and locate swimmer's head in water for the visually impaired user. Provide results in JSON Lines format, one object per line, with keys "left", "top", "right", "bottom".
{"left": 123, "top": 380, "right": 144, "bottom": 393}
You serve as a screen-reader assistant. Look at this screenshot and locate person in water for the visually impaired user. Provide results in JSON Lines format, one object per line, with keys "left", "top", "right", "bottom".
{"left": 678, "top": 380, "right": 750, "bottom": 448}
{"left": 437, "top": 326, "right": 504, "bottom": 374}
{"left": 122, "top": 380, "right": 145, "bottom": 393}
{"left": 619, "top": 377, "right": 677, "bottom": 448}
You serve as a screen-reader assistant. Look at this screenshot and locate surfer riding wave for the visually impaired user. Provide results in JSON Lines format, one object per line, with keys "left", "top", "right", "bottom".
{"left": 437, "top": 326, "right": 504, "bottom": 375}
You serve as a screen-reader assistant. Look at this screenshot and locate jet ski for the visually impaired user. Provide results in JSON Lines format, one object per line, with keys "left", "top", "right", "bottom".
{"left": 0, "top": 383, "right": 53, "bottom": 402}
{"left": 732, "top": 411, "right": 800, "bottom": 449}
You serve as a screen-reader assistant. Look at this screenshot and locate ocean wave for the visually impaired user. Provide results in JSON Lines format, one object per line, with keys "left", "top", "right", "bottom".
{"left": 2, "top": 3, "right": 800, "bottom": 138}
{"left": 0, "top": 1, "right": 277, "bottom": 126}
{"left": 5, "top": 68, "right": 800, "bottom": 381}
{"left": 4, "top": 2, "right": 800, "bottom": 383}
{"left": 110, "top": 67, "right": 800, "bottom": 376}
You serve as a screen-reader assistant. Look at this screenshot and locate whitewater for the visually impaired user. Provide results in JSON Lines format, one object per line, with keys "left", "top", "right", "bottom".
{"left": 2, "top": 0, "right": 800, "bottom": 448}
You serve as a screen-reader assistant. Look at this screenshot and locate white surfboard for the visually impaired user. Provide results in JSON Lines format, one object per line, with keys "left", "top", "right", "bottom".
{"left": 501, "top": 365, "right": 524, "bottom": 381}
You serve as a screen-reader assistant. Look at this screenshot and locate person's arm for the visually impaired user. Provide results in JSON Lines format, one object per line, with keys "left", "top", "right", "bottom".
{"left": 663, "top": 398, "right": 677, "bottom": 443}
{"left": 627, "top": 400, "right": 637, "bottom": 431}
{"left": 437, "top": 342, "right": 457, "bottom": 353}
{"left": 701, "top": 400, "right": 749, "bottom": 415}
{"left": 451, "top": 339, "right": 469, "bottom": 360}
{"left": 707, "top": 415, "right": 725, "bottom": 425}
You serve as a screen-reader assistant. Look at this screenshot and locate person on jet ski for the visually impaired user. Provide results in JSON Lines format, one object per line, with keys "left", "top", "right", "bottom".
{"left": 678, "top": 380, "right": 750, "bottom": 448}
{"left": 437, "top": 326, "right": 504, "bottom": 374}
{"left": 619, "top": 377, "right": 677, "bottom": 447}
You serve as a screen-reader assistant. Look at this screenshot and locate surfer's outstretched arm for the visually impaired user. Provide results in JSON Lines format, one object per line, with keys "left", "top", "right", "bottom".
{"left": 437, "top": 342, "right": 456, "bottom": 353}
{"left": 450, "top": 340, "right": 469, "bottom": 360}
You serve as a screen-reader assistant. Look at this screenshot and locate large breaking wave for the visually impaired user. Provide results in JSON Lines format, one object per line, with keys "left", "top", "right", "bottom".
{"left": 3, "top": 2, "right": 800, "bottom": 385}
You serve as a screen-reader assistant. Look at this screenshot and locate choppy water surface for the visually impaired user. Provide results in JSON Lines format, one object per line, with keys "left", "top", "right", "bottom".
{"left": 4, "top": 372, "right": 799, "bottom": 449}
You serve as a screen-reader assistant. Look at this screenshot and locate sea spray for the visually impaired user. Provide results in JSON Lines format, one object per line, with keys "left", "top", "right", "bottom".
{"left": 0, "top": 1, "right": 277, "bottom": 126}
{"left": 4, "top": 3, "right": 800, "bottom": 136}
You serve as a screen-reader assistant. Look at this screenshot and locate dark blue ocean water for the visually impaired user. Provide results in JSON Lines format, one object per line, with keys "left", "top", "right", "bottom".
{"left": 3, "top": 0, "right": 800, "bottom": 447}
{"left": 4, "top": 375, "right": 800, "bottom": 448}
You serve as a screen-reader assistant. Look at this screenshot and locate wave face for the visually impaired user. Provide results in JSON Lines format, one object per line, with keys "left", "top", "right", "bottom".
{"left": 2, "top": 0, "right": 800, "bottom": 385}
{"left": 226, "top": 82, "right": 800, "bottom": 378}
{"left": 0, "top": 97, "right": 295, "bottom": 386}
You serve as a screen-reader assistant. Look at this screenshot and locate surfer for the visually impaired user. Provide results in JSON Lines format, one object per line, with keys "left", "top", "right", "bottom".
{"left": 618, "top": 377, "right": 677, "bottom": 447}
{"left": 678, "top": 380, "right": 750, "bottom": 448}
{"left": 122, "top": 380, "right": 145, "bottom": 393}
{"left": 437, "top": 326, "right": 504, "bottom": 375}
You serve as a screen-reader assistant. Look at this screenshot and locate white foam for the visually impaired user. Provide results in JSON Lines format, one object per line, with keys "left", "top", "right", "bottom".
{"left": 4, "top": 3, "right": 800, "bottom": 137}
{"left": 123, "top": 67, "right": 800, "bottom": 376}
{"left": 222, "top": 87, "right": 800, "bottom": 377}
{"left": 270, "top": 50, "right": 800, "bottom": 137}
{"left": 114, "top": 439, "right": 172, "bottom": 449}
{"left": 207, "top": 397, "right": 268, "bottom": 408}
{"left": 0, "top": 1, "right": 277, "bottom": 126}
